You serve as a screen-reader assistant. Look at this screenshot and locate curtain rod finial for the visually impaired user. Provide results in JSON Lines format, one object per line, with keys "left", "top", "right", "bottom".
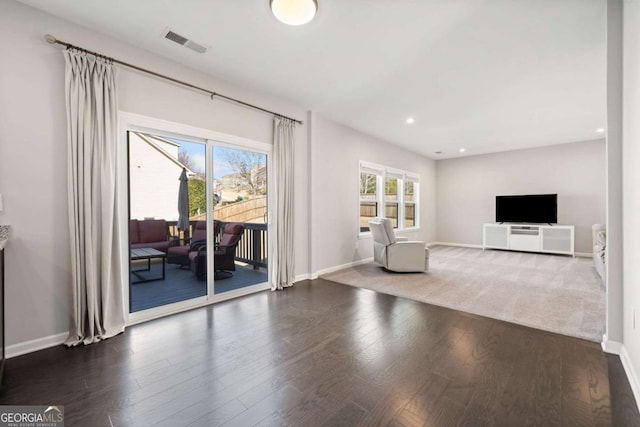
{"left": 45, "top": 34, "right": 57, "bottom": 44}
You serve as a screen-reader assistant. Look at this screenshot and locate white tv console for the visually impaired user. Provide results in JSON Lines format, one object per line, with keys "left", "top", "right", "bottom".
{"left": 482, "top": 223, "right": 574, "bottom": 256}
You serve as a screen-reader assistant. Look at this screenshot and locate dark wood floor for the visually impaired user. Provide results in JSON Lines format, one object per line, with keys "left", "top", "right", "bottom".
{"left": 1, "top": 279, "right": 639, "bottom": 426}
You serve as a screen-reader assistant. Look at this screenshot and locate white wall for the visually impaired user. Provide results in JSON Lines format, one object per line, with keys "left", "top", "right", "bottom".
{"left": 606, "top": 0, "right": 625, "bottom": 349}
{"left": 621, "top": 0, "right": 640, "bottom": 400}
{"left": 436, "top": 140, "right": 606, "bottom": 254}
{"left": 0, "top": 0, "right": 309, "bottom": 348}
{"left": 309, "top": 113, "right": 437, "bottom": 274}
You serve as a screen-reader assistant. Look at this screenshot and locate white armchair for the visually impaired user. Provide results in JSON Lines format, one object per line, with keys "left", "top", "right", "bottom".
{"left": 368, "top": 218, "right": 429, "bottom": 272}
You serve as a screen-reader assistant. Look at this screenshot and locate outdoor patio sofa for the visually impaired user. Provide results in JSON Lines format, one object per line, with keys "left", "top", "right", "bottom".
{"left": 130, "top": 219, "right": 170, "bottom": 252}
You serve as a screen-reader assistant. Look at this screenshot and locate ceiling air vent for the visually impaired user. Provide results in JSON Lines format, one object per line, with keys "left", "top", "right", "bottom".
{"left": 163, "top": 29, "right": 207, "bottom": 54}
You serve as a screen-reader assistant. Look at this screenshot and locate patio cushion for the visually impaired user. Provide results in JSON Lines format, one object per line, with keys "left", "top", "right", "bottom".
{"left": 130, "top": 219, "right": 169, "bottom": 252}
{"left": 167, "top": 221, "right": 209, "bottom": 267}
{"left": 219, "top": 223, "right": 244, "bottom": 246}
{"left": 213, "top": 223, "right": 244, "bottom": 271}
{"left": 130, "top": 220, "right": 140, "bottom": 245}
{"left": 139, "top": 220, "right": 167, "bottom": 244}
{"left": 170, "top": 245, "right": 191, "bottom": 257}
{"left": 191, "top": 221, "right": 207, "bottom": 242}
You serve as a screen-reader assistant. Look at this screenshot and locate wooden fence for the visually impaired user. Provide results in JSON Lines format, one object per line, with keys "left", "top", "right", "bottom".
{"left": 214, "top": 196, "right": 267, "bottom": 223}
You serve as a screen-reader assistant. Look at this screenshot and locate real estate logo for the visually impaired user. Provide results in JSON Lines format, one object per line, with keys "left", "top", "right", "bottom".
{"left": 0, "top": 405, "right": 64, "bottom": 427}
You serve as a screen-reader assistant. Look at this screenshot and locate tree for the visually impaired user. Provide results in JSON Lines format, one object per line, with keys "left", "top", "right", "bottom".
{"left": 360, "top": 172, "right": 376, "bottom": 196}
{"left": 178, "top": 150, "right": 197, "bottom": 172}
{"left": 219, "top": 149, "right": 266, "bottom": 196}
{"left": 385, "top": 177, "right": 397, "bottom": 196}
{"left": 187, "top": 178, "right": 220, "bottom": 216}
{"left": 188, "top": 178, "right": 206, "bottom": 216}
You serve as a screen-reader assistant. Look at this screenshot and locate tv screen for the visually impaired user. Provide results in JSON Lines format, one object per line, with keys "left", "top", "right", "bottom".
{"left": 496, "top": 194, "right": 557, "bottom": 224}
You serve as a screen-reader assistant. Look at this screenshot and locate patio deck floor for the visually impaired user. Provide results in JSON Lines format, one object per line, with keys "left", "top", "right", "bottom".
{"left": 130, "top": 261, "right": 268, "bottom": 312}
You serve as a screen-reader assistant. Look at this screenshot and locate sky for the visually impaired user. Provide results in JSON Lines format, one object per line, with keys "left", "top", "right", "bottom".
{"left": 165, "top": 137, "right": 254, "bottom": 178}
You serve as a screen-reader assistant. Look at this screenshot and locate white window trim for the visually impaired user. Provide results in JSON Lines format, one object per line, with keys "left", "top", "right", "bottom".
{"left": 359, "top": 161, "right": 420, "bottom": 236}
{"left": 404, "top": 181, "right": 419, "bottom": 230}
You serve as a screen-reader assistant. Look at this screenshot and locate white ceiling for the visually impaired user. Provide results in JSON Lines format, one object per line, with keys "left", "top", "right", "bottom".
{"left": 19, "top": 0, "right": 606, "bottom": 159}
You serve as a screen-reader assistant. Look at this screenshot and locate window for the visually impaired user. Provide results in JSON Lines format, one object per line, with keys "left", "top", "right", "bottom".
{"left": 359, "top": 161, "right": 419, "bottom": 233}
{"left": 404, "top": 178, "right": 418, "bottom": 228}
{"left": 385, "top": 175, "right": 399, "bottom": 228}
{"left": 359, "top": 170, "right": 379, "bottom": 233}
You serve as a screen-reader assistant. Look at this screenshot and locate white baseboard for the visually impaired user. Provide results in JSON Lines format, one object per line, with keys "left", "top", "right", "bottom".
{"left": 6, "top": 332, "right": 68, "bottom": 359}
{"left": 314, "top": 257, "right": 374, "bottom": 278}
{"left": 428, "top": 242, "right": 484, "bottom": 249}
{"left": 432, "top": 242, "right": 592, "bottom": 258}
{"left": 602, "top": 334, "right": 623, "bottom": 354}
{"left": 601, "top": 335, "right": 640, "bottom": 413}
{"left": 295, "top": 273, "right": 312, "bottom": 282}
{"left": 575, "top": 252, "right": 592, "bottom": 258}
{"left": 620, "top": 345, "right": 640, "bottom": 412}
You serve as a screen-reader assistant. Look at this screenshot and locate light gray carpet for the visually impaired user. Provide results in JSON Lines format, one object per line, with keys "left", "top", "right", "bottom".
{"left": 321, "top": 245, "right": 605, "bottom": 342}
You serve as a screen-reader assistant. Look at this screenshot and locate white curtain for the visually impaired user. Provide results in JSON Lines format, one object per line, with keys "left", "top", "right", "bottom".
{"left": 271, "top": 117, "right": 296, "bottom": 290}
{"left": 63, "top": 50, "right": 125, "bottom": 345}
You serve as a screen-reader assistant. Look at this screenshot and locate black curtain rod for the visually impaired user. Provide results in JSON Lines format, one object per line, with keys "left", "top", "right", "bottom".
{"left": 44, "top": 34, "right": 303, "bottom": 125}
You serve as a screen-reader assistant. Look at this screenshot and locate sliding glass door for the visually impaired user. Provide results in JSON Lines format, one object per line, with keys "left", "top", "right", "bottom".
{"left": 211, "top": 145, "right": 269, "bottom": 294}
{"left": 127, "top": 131, "right": 208, "bottom": 312}
{"left": 126, "top": 127, "right": 270, "bottom": 315}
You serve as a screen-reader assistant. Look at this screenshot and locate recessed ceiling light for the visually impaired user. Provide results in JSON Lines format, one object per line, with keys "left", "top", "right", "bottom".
{"left": 459, "top": 148, "right": 466, "bottom": 153}
{"left": 406, "top": 117, "right": 415, "bottom": 124}
{"left": 434, "top": 151, "right": 443, "bottom": 155}
{"left": 596, "top": 128, "right": 605, "bottom": 133}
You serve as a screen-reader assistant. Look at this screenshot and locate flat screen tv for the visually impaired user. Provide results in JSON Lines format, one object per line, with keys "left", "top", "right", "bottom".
{"left": 495, "top": 194, "right": 557, "bottom": 224}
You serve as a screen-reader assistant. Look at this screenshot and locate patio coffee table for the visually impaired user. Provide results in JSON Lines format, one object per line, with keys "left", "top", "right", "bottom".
{"left": 131, "top": 248, "right": 166, "bottom": 284}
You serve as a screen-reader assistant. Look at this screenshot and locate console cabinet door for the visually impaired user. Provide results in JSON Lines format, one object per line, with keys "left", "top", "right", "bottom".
{"left": 541, "top": 227, "right": 574, "bottom": 254}
{"left": 484, "top": 225, "right": 509, "bottom": 249}
{"left": 509, "top": 234, "right": 541, "bottom": 252}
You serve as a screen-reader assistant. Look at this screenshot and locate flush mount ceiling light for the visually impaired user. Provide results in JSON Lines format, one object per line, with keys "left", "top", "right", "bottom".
{"left": 270, "top": 0, "right": 318, "bottom": 26}
{"left": 459, "top": 148, "right": 466, "bottom": 153}
{"left": 596, "top": 128, "right": 605, "bottom": 133}
{"left": 406, "top": 117, "right": 415, "bottom": 124}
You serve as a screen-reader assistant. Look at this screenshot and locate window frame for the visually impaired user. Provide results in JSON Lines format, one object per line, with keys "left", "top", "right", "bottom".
{"left": 403, "top": 175, "right": 419, "bottom": 230}
{"left": 358, "top": 166, "right": 382, "bottom": 233}
{"left": 118, "top": 111, "right": 273, "bottom": 326}
{"left": 359, "top": 161, "right": 420, "bottom": 236}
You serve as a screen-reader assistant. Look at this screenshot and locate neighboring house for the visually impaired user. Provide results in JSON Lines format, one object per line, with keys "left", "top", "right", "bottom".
{"left": 128, "top": 132, "right": 194, "bottom": 221}
{"left": 251, "top": 164, "right": 267, "bottom": 194}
